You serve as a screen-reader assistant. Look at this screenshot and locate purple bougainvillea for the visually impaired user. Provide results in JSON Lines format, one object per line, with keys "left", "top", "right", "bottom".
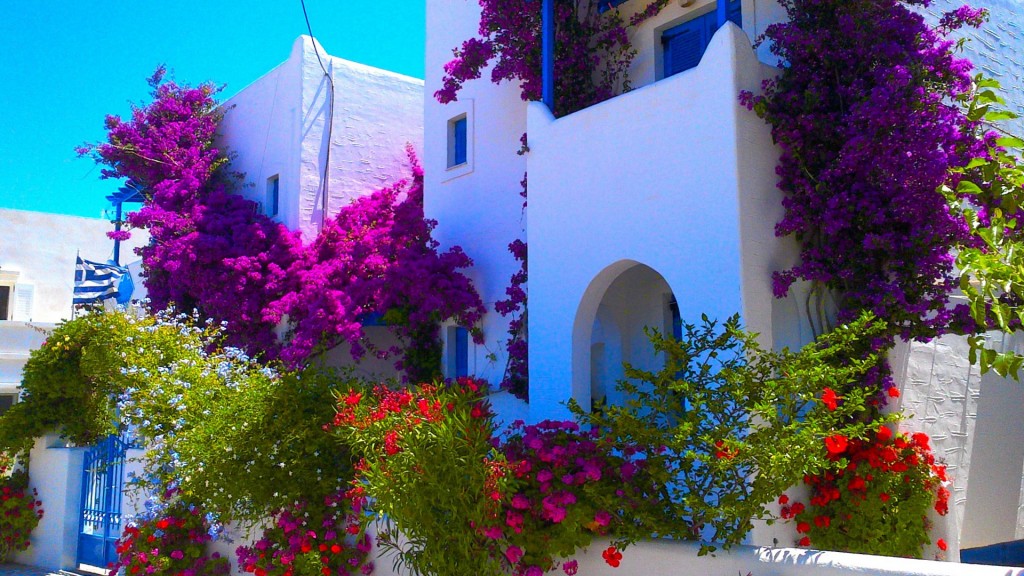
{"left": 82, "top": 69, "right": 484, "bottom": 379}
{"left": 742, "top": 0, "right": 987, "bottom": 343}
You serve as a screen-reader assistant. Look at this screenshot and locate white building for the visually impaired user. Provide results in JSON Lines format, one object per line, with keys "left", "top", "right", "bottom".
{"left": 217, "top": 35, "right": 424, "bottom": 242}
{"left": 422, "top": 0, "right": 1024, "bottom": 562}
{"left": 11, "top": 0, "right": 1024, "bottom": 571}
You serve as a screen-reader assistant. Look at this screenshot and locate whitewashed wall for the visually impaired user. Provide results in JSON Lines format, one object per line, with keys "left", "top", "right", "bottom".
{"left": 219, "top": 36, "right": 424, "bottom": 243}
{"left": 423, "top": 0, "right": 532, "bottom": 403}
{"left": 361, "top": 535, "right": 1016, "bottom": 576}
{"left": 524, "top": 25, "right": 779, "bottom": 425}
{"left": 0, "top": 208, "right": 147, "bottom": 323}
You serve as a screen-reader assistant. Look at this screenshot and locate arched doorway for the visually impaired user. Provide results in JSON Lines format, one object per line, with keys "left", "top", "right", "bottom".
{"left": 572, "top": 261, "right": 678, "bottom": 412}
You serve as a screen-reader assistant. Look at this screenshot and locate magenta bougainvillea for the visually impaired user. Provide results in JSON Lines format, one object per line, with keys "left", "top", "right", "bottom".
{"left": 82, "top": 69, "right": 484, "bottom": 379}
{"left": 437, "top": 0, "right": 669, "bottom": 116}
{"left": 267, "top": 148, "right": 486, "bottom": 380}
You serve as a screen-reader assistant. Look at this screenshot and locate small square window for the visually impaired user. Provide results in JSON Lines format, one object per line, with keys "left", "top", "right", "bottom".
{"left": 0, "top": 394, "right": 15, "bottom": 416}
{"left": 267, "top": 175, "right": 280, "bottom": 217}
{"left": 448, "top": 115, "right": 468, "bottom": 168}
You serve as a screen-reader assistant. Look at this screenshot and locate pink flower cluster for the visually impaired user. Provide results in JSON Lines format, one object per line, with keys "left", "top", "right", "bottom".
{"left": 110, "top": 502, "right": 228, "bottom": 576}
{"left": 489, "top": 419, "right": 648, "bottom": 574}
{"left": 235, "top": 491, "right": 372, "bottom": 576}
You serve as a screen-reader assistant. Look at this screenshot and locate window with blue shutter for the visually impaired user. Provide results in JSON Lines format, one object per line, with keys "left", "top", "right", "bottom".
{"left": 662, "top": 0, "right": 742, "bottom": 78}
{"left": 455, "top": 326, "right": 469, "bottom": 377}
{"left": 448, "top": 115, "right": 468, "bottom": 168}
{"left": 447, "top": 326, "right": 469, "bottom": 378}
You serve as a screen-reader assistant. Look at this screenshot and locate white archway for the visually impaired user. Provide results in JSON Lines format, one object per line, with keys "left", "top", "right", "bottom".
{"left": 572, "top": 260, "right": 678, "bottom": 412}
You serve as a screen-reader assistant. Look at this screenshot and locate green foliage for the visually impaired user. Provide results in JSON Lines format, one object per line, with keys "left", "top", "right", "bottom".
{"left": 0, "top": 311, "right": 160, "bottom": 453}
{"left": 785, "top": 428, "right": 948, "bottom": 557}
{"left": 577, "top": 313, "right": 892, "bottom": 553}
{"left": 332, "top": 379, "right": 512, "bottom": 576}
{"left": 0, "top": 468, "right": 43, "bottom": 561}
{"left": 130, "top": 363, "right": 359, "bottom": 524}
{"left": 0, "top": 309, "right": 358, "bottom": 525}
{"left": 951, "top": 76, "right": 1024, "bottom": 378}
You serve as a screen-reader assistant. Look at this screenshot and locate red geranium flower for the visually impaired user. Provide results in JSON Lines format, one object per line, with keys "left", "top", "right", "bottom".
{"left": 937, "top": 539, "right": 948, "bottom": 551}
{"left": 876, "top": 425, "right": 892, "bottom": 442}
{"left": 821, "top": 388, "right": 839, "bottom": 411}
{"left": 602, "top": 546, "right": 623, "bottom": 568}
{"left": 887, "top": 386, "right": 900, "bottom": 398}
{"left": 824, "top": 434, "right": 848, "bottom": 456}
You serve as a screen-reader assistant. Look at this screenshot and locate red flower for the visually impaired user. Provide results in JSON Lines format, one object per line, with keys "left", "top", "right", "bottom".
{"left": 821, "top": 388, "right": 839, "bottom": 411}
{"left": 876, "top": 425, "right": 892, "bottom": 442}
{"left": 796, "top": 521, "right": 811, "bottom": 533}
{"left": 887, "top": 386, "right": 900, "bottom": 398}
{"left": 847, "top": 475, "right": 866, "bottom": 491}
{"left": 602, "top": 546, "right": 623, "bottom": 568}
{"left": 824, "top": 434, "right": 848, "bottom": 456}
{"left": 778, "top": 494, "right": 789, "bottom": 505}
{"left": 879, "top": 492, "right": 890, "bottom": 502}
{"left": 714, "top": 440, "right": 737, "bottom": 460}
{"left": 912, "top": 432, "right": 930, "bottom": 449}
{"left": 798, "top": 536, "right": 811, "bottom": 547}
{"left": 937, "top": 539, "right": 948, "bottom": 551}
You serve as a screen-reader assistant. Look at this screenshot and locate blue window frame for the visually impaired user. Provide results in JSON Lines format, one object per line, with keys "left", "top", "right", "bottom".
{"left": 662, "top": 0, "right": 742, "bottom": 78}
{"left": 447, "top": 326, "right": 469, "bottom": 378}
{"left": 267, "top": 175, "right": 280, "bottom": 217}
{"left": 448, "top": 116, "right": 468, "bottom": 168}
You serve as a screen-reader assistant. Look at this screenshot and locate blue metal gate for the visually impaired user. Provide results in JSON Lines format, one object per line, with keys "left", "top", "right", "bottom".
{"left": 78, "top": 434, "right": 128, "bottom": 569}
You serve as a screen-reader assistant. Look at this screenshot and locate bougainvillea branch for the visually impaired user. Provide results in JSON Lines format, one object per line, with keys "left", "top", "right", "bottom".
{"left": 82, "top": 70, "right": 485, "bottom": 379}
{"left": 437, "top": 0, "right": 669, "bottom": 116}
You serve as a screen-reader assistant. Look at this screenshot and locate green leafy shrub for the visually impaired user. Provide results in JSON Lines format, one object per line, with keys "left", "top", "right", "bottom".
{"left": 782, "top": 426, "right": 949, "bottom": 557}
{"left": 0, "top": 467, "right": 43, "bottom": 561}
{"left": 577, "top": 313, "right": 892, "bottom": 553}
{"left": 332, "top": 378, "right": 513, "bottom": 576}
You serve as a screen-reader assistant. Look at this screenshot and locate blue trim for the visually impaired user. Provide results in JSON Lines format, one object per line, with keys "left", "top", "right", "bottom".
{"left": 360, "top": 311, "right": 386, "bottom": 326}
{"left": 453, "top": 117, "right": 467, "bottom": 166}
{"left": 542, "top": 0, "right": 555, "bottom": 110}
{"left": 962, "top": 539, "right": 1024, "bottom": 567}
{"left": 662, "top": 0, "right": 741, "bottom": 78}
{"left": 455, "top": 327, "right": 469, "bottom": 377}
{"left": 269, "top": 176, "right": 280, "bottom": 217}
{"left": 78, "top": 435, "right": 128, "bottom": 569}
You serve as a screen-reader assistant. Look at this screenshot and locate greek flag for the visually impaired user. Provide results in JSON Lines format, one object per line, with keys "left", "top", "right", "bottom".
{"left": 74, "top": 257, "right": 128, "bottom": 304}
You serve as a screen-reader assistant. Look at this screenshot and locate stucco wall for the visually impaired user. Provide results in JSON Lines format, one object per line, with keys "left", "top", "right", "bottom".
{"left": 424, "top": 0, "right": 532, "bottom": 398}
{"left": 220, "top": 36, "right": 424, "bottom": 243}
{"left": 0, "top": 208, "right": 147, "bottom": 324}
{"left": 524, "top": 24, "right": 778, "bottom": 423}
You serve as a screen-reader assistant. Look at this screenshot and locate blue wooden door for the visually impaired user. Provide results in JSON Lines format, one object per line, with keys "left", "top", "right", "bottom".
{"left": 78, "top": 434, "right": 128, "bottom": 569}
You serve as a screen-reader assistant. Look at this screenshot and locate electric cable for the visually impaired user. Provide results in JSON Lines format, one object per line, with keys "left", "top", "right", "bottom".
{"left": 300, "top": 0, "right": 335, "bottom": 227}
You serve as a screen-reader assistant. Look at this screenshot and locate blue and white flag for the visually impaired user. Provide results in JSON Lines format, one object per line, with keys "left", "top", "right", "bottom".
{"left": 74, "top": 256, "right": 128, "bottom": 305}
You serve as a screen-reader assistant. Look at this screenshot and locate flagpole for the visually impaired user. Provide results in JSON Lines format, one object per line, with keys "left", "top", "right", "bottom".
{"left": 72, "top": 250, "right": 79, "bottom": 319}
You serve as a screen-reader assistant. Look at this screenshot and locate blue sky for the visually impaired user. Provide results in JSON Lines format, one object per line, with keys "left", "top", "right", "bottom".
{"left": 0, "top": 1, "right": 426, "bottom": 219}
